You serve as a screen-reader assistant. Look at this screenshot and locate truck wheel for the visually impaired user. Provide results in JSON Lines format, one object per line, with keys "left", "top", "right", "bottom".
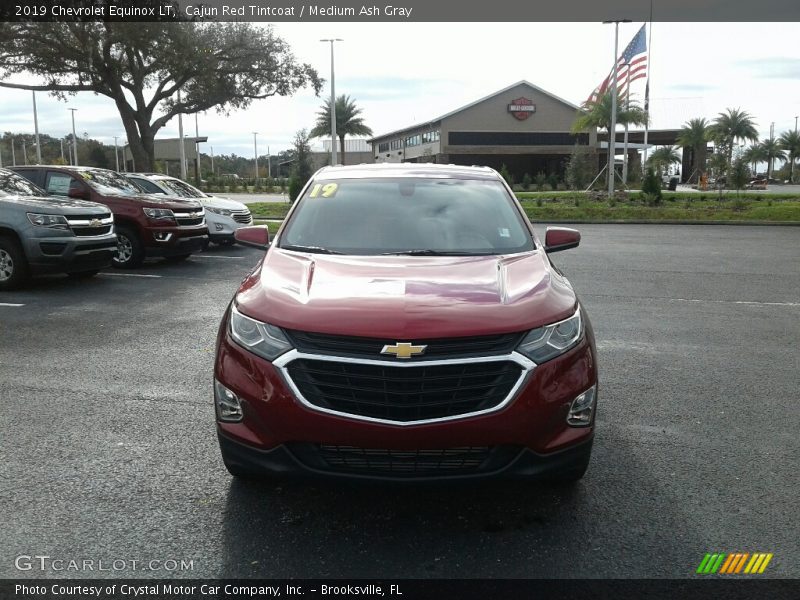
{"left": 112, "top": 226, "right": 144, "bottom": 269}
{"left": 0, "top": 237, "right": 29, "bottom": 291}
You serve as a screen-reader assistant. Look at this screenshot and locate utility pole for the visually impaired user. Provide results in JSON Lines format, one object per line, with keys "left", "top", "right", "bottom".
{"left": 320, "top": 38, "right": 343, "bottom": 165}
{"left": 603, "top": 20, "right": 630, "bottom": 196}
{"left": 11, "top": 135, "right": 16, "bottom": 166}
{"left": 114, "top": 136, "right": 120, "bottom": 171}
{"left": 22, "top": 141, "right": 28, "bottom": 165}
{"left": 32, "top": 91, "right": 42, "bottom": 163}
{"left": 267, "top": 146, "right": 271, "bottom": 179}
{"left": 177, "top": 89, "right": 187, "bottom": 179}
{"left": 210, "top": 145, "right": 215, "bottom": 175}
{"left": 252, "top": 132, "right": 259, "bottom": 181}
{"left": 68, "top": 108, "right": 78, "bottom": 165}
{"left": 194, "top": 112, "right": 201, "bottom": 186}
{"left": 60, "top": 138, "right": 65, "bottom": 163}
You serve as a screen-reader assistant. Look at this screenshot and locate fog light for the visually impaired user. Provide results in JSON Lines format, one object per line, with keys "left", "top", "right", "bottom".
{"left": 153, "top": 232, "right": 172, "bottom": 242}
{"left": 567, "top": 385, "right": 596, "bottom": 427}
{"left": 214, "top": 379, "right": 243, "bottom": 422}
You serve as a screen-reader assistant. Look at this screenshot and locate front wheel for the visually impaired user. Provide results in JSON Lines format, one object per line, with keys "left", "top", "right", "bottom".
{"left": 0, "top": 237, "right": 29, "bottom": 291}
{"left": 112, "top": 226, "right": 145, "bottom": 269}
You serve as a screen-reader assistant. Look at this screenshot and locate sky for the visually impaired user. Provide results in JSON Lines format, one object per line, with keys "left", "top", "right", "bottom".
{"left": 0, "top": 22, "right": 798, "bottom": 159}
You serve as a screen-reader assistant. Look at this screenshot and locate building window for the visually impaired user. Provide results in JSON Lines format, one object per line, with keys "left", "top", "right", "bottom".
{"left": 390, "top": 139, "right": 402, "bottom": 150}
{"left": 378, "top": 142, "right": 389, "bottom": 152}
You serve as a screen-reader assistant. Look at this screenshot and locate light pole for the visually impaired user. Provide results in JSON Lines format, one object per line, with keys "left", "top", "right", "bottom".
{"left": 113, "top": 136, "right": 120, "bottom": 171}
{"left": 603, "top": 19, "right": 631, "bottom": 196}
{"left": 32, "top": 91, "right": 41, "bottom": 163}
{"left": 177, "top": 90, "right": 187, "bottom": 179}
{"left": 194, "top": 112, "right": 201, "bottom": 186}
{"left": 252, "top": 132, "right": 259, "bottom": 181}
{"left": 10, "top": 135, "right": 16, "bottom": 166}
{"left": 320, "top": 38, "right": 343, "bottom": 165}
{"left": 68, "top": 108, "right": 78, "bottom": 165}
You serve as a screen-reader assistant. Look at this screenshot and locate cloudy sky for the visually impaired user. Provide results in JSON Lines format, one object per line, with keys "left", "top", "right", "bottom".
{"left": 1, "top": 22, "right": 798, "bottom": 158}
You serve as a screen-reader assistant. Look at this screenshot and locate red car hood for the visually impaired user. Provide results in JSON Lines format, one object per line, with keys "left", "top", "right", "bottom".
{"left": 235, "top": 249, "right": 577, "bottom": 339}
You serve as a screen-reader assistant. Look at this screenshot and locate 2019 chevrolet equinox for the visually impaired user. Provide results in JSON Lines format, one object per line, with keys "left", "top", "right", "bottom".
{"left": 214, "top": 163, "right": 598, "bottom": 482}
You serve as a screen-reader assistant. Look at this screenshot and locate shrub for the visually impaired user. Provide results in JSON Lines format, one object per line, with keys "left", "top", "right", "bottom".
{"left": 547, "top": 172, "right": 559, "bottom": 191}
{"left": 536, "top": 198, "right": 543, "bottom": 207}
{"left": 535, "top": 172, "right": 547, "bottom": 192}
{"left": 521, "top": 173, "right": 532, "bottom": 191}
{"left": 565, "top": 144, "right": 596, "bottom": 190}
{"left": 641, "top": 168, "right": 662, "bottom": 200}
{"left": 499, "top": 164, "right": 514, "bottom": 187}
{"left": 288, "top": 175, "right": 303, "bottom": 202}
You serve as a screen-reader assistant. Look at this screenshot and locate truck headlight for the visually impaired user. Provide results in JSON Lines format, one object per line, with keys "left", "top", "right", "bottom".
{"left": 516, "top": 307, "right": 582, "bottom": 364}
{"left": 27, "top": 213, "right": 69, "bottom": 229}
{"left": 143, "top": 207, "right": 175, "bottom": 220}
{"left": 229, "top": 304, "right": 293, "bottom": 361}
{"left": 207, "top": 207, "right": 232, "bottom": 216}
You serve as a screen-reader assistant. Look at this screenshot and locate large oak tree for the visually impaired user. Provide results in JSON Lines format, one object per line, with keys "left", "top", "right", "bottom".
{"left": 0, "top": 20, "right": 322, "bottom": 170}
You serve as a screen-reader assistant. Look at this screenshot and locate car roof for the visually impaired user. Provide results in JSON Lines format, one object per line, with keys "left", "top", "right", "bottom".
{"left": 314, "top": 163, "right": 501, "bottom": 181}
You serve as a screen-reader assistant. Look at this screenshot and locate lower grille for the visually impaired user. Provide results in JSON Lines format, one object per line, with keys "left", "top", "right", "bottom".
{"left": 286, "top": 358, "right": 523, "bottom": 422}
{"left": 175, "top": 216, "right": 205, "bottom": 227}
{"left": 316, "top": 445, "right": 491, "bottom": 475}
{"left": 73, "top": 225, "right": 113, "bottom": 237}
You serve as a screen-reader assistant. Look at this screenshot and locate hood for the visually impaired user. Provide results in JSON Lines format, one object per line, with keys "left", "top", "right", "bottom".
{"left": 202, "top": 195, "right": 249, "bottom": 211}
{"left": 114, "top": 193, "right": 202, "bottom": 210}
{"left": 0, "top": 195, "right": 110, "bottom": 214}
{"left": 235, "top": 250, "right": 577, "bottom": 339}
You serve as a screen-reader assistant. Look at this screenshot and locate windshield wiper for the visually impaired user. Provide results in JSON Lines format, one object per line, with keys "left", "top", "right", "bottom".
{"left": 380, "top": 249, "right": 492, "bottom": 256}
{"left": 280, "top": 244, "right": 344, "bottom": 255}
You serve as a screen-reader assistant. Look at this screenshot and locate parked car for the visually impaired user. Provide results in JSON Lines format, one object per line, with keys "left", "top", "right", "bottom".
{"left": 125, "top": 173, "right": 252, "bottom": 246}
{"left": 214, "top": 163, "right": 598, "bottom": 483}
{"left": 0, "top": 167, "right": 116, "bottom": 289}
{"left": 12, "top": 166, "right": 207, "bottom": 268}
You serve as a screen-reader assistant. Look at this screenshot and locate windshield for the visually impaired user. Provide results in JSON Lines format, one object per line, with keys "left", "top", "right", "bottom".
{"left": 159, "top": 178, "right": 205, "bottom": 198}
{"left": 0, "top": 170, "right": 47, "bottom": 197}
{"left": 279, "top": 177, "right": 535, "bottom": 256}
{"left": 77, "top": 169, "right": 143, "bottom": 195}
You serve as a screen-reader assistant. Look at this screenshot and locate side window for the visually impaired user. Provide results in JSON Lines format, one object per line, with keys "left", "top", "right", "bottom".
{"left": 133, "top": 178, "right": 164, "bottom": 194}
{"left": 46, "top": 172, "right": 75, "bottom": 196}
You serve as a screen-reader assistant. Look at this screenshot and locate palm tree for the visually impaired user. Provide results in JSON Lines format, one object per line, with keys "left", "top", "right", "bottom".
{"left": 778, "top": 130, "right": 800, "bottom": 183}
{"left": 309, "top": 94, "right": 373, "bottom": 166}
{"left": 647, "top": 146, "right": 681, "bottom": 176}
{"left": 676, "top": 118, "right": 709, "bottom": 182}
{"left": 572, "top": 91, "right": 649, "bottom": 135}
{"left": 742, "top": 144, "right": 768, "bottom": 175}
{"left": 709, "top": 108, "right": 759, "bottom": 175}
{"left": 759, "top": 137, "right": 786, "bottom": 180}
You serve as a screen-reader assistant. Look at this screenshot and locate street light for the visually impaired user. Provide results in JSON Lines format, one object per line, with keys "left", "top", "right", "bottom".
{"left": 32, "top": 91, "right": 41, "bottom": 163}
{"left": 68, "top": 108, "right": 78, "bottom": 165}
{"left": 320, "top": 38, "right": 343, "bottom": 165}
{"left": 252, "top": 132, "right": 259, "bottom": 181}
{"left": 113, "top": 136, "right": 120, "bottom": 171}
{"left": 602, "top": 19, "right": 631, "bottom": 196}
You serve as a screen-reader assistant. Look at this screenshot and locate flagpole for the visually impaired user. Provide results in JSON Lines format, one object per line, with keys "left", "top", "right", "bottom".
{"left": 604, "top": 20, "right": 629, "bottom": 196}
{"left": 642, "top": 0, "right": 653, "bottom": 174}
{"left": 622, "top": 68, "right": 631, "bottom": 185}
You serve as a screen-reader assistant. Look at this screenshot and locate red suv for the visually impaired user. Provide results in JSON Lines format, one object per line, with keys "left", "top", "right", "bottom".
{"left": 215, "top": 164, "right": 598, "bottom": 482}
{"left": 12, "top": 166, "right": 208, "bottom": 268}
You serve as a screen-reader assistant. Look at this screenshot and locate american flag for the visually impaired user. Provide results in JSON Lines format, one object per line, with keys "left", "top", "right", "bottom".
{"left": 586, "top": 24, "right": 648, "bottom": 104}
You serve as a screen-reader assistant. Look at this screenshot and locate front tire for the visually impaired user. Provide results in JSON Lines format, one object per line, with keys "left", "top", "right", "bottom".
{"left": 112, "top": 226, "right": 145, "bottom": 269}
{"left": 0, "top": 237, "right": 29, "bottom": 291}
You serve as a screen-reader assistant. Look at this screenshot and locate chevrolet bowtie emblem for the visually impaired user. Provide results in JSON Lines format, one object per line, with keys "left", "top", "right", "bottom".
{"left": 381, "top": 342, "right": 427, "bottom": 359}
{"left": 89, "top": 218, "right": 102, "bottom": 227}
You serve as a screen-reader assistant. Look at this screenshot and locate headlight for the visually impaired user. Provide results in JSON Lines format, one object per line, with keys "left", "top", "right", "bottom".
{"left": 143, "top": 207, "right": 175, "bottom": 220}
{"left": 516, "top": 307, "right": 583, "bottom": 364}
{"left": 229, "top": 304, "right": 293, "bottom": 361}
{"left": 207, "top": 207, "right": 232, "bottom": 216}
{"left": 27, "top": 213, "right": 69, "bottom": 229}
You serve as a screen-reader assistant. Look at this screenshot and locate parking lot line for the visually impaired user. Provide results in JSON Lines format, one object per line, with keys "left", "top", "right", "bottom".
{"left": 0, "top": 302, "right": 24, "bottom": 307}
{"left": 99, "top": 273, "right": 162, "bottom": 278}
{"left": 193, "top": 255, "right": 246, "bottom": 259}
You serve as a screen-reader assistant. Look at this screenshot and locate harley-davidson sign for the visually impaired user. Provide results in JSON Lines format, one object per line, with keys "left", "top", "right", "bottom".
{"left": 508, "top": 97, "right": 536, "bottom": 121}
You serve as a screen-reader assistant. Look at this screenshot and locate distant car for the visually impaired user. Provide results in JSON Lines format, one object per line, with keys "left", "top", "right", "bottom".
{"left": 126, "top": 174, "right": 252, "bottom": 246}
{"left": 0, "top": 167, "right": 116, "bottom": 289}
{"left": 746, "top": 178, "right": 768, "bottom": 190}
{"left": 12, "top": 166, "right": 207, "bottom": 268}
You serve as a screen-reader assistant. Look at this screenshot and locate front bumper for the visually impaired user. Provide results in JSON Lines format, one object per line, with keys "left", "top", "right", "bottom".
{"left": 218, "top": 430, "right": 594, "bottom": 482}
{"left": 24, "top": 231, "right": 117, "bottom": 274}
{"left": 206, "top": 212, "right": 251, "bottom": 239}
{"left": 144, "top": 225, "right": 208, "bottom": 257}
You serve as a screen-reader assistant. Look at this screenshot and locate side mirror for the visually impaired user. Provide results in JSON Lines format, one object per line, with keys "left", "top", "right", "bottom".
{"left": 234, "top": 225, "right": 270, "bottom": 250}
{"left": 544, "top": 227, "right": 580, "bottom": 253}
{"left": 68, "top": 181, "right": 90, "bottom": 200}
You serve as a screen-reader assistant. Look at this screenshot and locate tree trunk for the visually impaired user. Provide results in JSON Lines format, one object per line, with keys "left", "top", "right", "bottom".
{"left": 117, "top": 101, "right": 156, "bottom": 172}
{"left": 339, "top": 134, "right": 346, "bottom": 166}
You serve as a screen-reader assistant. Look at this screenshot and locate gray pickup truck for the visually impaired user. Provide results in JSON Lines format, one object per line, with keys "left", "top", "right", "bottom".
{"left": 0, "top": 167, "right": 117, "bottom": 290}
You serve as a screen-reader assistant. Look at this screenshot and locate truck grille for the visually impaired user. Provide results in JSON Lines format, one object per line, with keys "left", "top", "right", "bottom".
{"left": 285, "top": 330, "right": 524, "bottom": 361}
{"left": 286, "top": 358, "right": 523, "bottom": 422}
{"left": 66, "top": 214, "right": 113, "bottom": 237}
{"left": 316, "top": 445, "right": 491, "bottom": 475}
{"left": 174, "top": 210, "right": 205, "bottom": 226}
{"left": 231, "top": 209, "right": 252, "bottom": 224}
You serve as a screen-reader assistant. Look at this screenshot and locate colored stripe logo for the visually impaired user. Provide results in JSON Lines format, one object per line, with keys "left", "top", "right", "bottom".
{"left": 696, "top": 552, "right": 773, "bottom": 574}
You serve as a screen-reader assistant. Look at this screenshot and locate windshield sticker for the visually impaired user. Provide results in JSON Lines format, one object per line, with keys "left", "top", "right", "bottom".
{"left": 499, "top": 228, "right": 510, "bottom": 238}
{"left": 309, "top": 182, "right": 338, "bottom": 198}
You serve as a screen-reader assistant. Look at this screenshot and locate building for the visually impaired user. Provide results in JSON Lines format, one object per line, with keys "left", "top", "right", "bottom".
{"left": 369, "top": 81, "right": 597, "bottom": 181}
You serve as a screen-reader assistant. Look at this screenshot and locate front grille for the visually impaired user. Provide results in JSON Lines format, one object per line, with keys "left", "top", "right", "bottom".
{"left": 73, "top": 225, "right": 112, "bottom": 237}
{"left": 316, "top": 445, "right": 491, "bottom": 475}
{"left": 231, "top": 210, "right": 252, "bottom": 224}
{"left": 286, "top": 358, "right": 523, "bottom": 422}
{"left": 286, "top": 330, "right": 525, "bottom": 361}
{"left": 66, "top": 214, "right": 113, "bottom": 237}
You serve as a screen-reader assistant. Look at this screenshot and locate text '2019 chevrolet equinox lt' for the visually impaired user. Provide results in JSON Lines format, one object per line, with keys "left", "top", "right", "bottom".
{"left": 215, "top": 164, "right": 598, "bottom": 482}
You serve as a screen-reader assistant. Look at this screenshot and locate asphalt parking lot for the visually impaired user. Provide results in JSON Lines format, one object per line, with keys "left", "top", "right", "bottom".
{"left": 0, "top": 224, "right": 798, "bottom": 579}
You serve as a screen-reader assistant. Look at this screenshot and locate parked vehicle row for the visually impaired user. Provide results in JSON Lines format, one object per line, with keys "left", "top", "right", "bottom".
{"left": 0, "top": 165, "right": 254, "bottom": 288}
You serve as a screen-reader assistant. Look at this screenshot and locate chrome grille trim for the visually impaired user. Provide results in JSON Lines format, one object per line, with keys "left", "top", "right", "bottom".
{"left": 272, "top": 349, "right": 535, "bottom": 426}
